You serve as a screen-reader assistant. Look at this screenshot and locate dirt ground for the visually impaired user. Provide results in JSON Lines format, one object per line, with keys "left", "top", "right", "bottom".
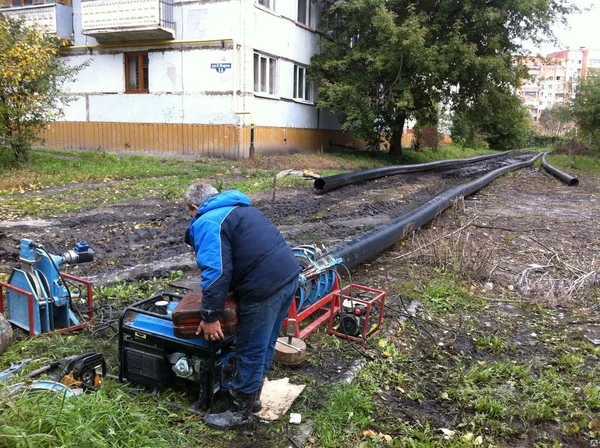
{"left": 0, "top": 152, "right": 551, "bottom": 283}
{"left": 0, "top": 152, "right": 598, "bottom": 447}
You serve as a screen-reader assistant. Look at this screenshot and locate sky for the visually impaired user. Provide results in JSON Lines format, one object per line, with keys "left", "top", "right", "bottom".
{"left": 528, "top": 1, "right": 600, "bottom": 54}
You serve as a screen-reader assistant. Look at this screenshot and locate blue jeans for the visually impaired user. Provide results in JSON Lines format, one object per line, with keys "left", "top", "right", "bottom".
{"left": 230, "top": 277, "right": 298, "bottom": 394}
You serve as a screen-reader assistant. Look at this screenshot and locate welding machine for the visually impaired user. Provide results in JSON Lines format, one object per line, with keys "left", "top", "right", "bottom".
{"left": 0, "top": 239, "right": 94, "bottom": 335}
{"left": 118, "top": 292, "right": 236, "bottom": 411}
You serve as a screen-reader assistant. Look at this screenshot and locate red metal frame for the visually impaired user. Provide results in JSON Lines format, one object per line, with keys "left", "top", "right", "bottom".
{"left": 327, "top": 284, "right": 386, "bottom": 343}
{"left": 0, "top": 274, "right": 94, "bottom": 336}
{"left": 0, "top": 282, "right": 36, "bottom": 336}
{"left": 283, "top": 275, "right": 341, "bottom": 339}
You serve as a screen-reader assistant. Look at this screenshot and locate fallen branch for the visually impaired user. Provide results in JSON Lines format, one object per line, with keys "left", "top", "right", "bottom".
{"left": 473, "top": 224, "right": 550, "bottom": 232}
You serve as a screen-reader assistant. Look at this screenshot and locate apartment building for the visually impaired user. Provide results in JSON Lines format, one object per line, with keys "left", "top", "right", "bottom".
{"left": 0, "top": 0, "right": 354, "bottom": 158}
{"left": 517, "top": 48, "right": 600, "bottom": 125}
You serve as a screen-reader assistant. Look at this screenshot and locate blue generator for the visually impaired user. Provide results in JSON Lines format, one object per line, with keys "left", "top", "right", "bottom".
{"left": 118, "top": 293, "right": 236, "bottom": 411}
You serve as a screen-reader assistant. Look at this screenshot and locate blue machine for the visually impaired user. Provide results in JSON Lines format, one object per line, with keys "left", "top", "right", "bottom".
{"left": 5, "top": 239, "right": 94, "bottom": 335}
{"left": 118, "top": 293, "right": 236, "bottom": 411}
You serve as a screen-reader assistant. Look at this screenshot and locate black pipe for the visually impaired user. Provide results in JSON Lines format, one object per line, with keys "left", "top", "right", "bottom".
{"left": 326, "top": 152, "right": 543, "bottom": 269}
{"left": 541, "top": 153, "right": 579, "bottom": 186}
{"left": 313, "top": 151, "right": 511, "bottom": 194}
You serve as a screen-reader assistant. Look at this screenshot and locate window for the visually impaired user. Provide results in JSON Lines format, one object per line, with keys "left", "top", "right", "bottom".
{"left": 125, "top": 52, "right": 149, "bottom": 93}
{"left": 254, "top": 53, "right": 277, "bottom": 95}
{"left": 297, "top": 0, "right": 311, "bottom": 26}
{"left": 293, "top": 64, "right": 313, "bottom": 101}
{"left": 258, "top": 0, "right": 275, "bottom": 9}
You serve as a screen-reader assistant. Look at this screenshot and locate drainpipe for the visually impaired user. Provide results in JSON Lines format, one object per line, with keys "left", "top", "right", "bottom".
{"left": 541, "top": 152, "right": 579, "bottom": 186}
{"left": 235, "top": 111, "right": 254, "bottom": 159}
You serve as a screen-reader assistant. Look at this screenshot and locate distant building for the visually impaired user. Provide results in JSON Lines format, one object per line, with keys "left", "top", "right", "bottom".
{"left": 0, "top": 0, "right": 356, "bottom": 158}
{"left": 516, "top": 48, "right": 600, "bottom": 127}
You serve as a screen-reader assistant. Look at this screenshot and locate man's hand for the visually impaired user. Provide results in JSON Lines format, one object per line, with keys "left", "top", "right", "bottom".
{"left": 196, "top": 320, "right": 224, "bottom": 341}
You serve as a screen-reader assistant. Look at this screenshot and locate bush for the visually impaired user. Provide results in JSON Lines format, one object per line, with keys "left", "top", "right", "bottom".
{"left": 528, "top": 134, "right": 562, "bottom": 148}
{"left": 552, "top": 138, "right": 597, "bottom": 156}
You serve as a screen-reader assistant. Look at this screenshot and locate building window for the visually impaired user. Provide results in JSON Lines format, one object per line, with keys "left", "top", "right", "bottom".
{"left": 293, "top": 64, "right": 313, "bottom": 101}
{"left": 254, "top": 53, "right": 277, "bottom": 95}
{"left": 257, "top": 0, "right": 275, "bottom": 10}
{"left": 297, "top": 0, "right": 311, "bottom": 26}
{"left": 125, "top": 52, "right": 149, "bottom": 93}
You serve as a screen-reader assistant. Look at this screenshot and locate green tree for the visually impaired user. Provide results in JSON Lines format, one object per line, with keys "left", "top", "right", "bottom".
{"left": 539, "top": 103, "right": 572, "bottom": 135}
{"left": 0, "top": 19, "right": 84, "bottom": 164}
{"left": 310, "top": 0, "right": 576, "bottom": 154}
{"left": 451, "top": 86, "right": 534, "bottom": 151}
{"left": 571, "top": 74, "right": 600, "bottom": 150}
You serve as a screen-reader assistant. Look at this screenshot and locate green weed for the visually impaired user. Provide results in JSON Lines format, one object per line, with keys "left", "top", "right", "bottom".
{"left": 416, "top": 275, "right": 478, "bottom": 314}
{"left": 474, "top": 335, "right": 514, "bottom": 355}
{"left": 313, "top": 383, "right": 375, "bottom": 448}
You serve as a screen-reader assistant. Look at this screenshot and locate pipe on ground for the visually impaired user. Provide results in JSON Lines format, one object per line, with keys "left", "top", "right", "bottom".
{"left": 313, "top": 151, "right": 510, "bottom": 194}
{"left": 326, "top": 152, "right": 543, "bottom": 269}
{"left": 541, "top": 153, "right": 579, "bottom": 186}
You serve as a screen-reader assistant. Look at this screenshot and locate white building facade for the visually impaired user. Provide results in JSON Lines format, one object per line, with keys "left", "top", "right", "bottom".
{"left": 1, "top": 0, "right": 354, "bottom": 158}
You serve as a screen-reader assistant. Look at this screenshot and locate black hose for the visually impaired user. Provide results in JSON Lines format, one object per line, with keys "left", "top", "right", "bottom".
{"left": 313, "top": 151, "right": 511, "bottom": 194}
{"left": 326, "top": 152, "right": 543, "bottom": 269}
{"left": 541, "top": 153, "right": 579, "bottom": 186}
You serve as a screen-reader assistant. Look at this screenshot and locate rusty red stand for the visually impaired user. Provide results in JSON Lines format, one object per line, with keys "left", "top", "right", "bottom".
{"left": 283, "top": 276, "right": 341, "bottom": 339}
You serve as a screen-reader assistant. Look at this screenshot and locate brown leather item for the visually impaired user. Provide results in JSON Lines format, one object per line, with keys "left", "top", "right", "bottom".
{"left": 172, "top": 289, "right": 238, "bottom": 338}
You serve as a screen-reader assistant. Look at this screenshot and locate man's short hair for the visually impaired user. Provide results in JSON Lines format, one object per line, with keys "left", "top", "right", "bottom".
{"left": 184, "top": 181, "right": 218, "bottom": 208}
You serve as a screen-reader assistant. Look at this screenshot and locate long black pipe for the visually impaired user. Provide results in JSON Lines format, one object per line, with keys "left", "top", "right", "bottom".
{"left": 326, "top": 152, "right": 544, "bottom": 269}
{"left": 541, "top": 153, "right": 579, "bottom": 186}
{"left": 314, "top": 151, "right": 510, "bottom": 194}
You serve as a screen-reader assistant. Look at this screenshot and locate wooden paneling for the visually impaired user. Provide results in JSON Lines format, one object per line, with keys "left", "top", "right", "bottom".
{"left": 39, "top": 122, "right": 367, "bottom": 158}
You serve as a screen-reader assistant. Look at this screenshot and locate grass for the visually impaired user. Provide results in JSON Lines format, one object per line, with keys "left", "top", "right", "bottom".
{"left": 0, "top": 382, "right": 222, "bottom": 448}
{"left": 397, "top": 144, "right": 495, "bottom": 165}
{"left": 0, "top": 145, "right": 496, "bottom": 218}
{"left": 312, "top": 383, "right": 375, "bottom": 448}
{"left": 0, "top": 149, "right": 227, "bottom": 192}
{"left": 545, "top": 153, "right": 600, "bottom": 174}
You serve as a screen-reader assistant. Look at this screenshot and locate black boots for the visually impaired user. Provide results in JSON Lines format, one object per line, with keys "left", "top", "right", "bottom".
{"left": 252, "top": 380, "right": 265, "bottom": 413}
{"left": 204, "top": 389, "right": 255, "bottom": 430}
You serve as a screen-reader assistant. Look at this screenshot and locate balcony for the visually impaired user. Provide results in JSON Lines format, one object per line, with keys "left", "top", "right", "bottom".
{"left": 0, "top": 1, "right": 73, "bottom": 40}
{"left": 81, "top": 0, "right": 175, "bottom": 43}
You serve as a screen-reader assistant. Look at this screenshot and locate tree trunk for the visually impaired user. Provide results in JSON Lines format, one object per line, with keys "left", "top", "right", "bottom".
{"left": 389, "top": 113, "right": 406, "bottom": 155}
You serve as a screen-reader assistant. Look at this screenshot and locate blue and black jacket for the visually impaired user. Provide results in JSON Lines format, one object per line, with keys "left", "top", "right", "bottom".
{"left": 188, "top": 190, "right": 302, "bottom": 322}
